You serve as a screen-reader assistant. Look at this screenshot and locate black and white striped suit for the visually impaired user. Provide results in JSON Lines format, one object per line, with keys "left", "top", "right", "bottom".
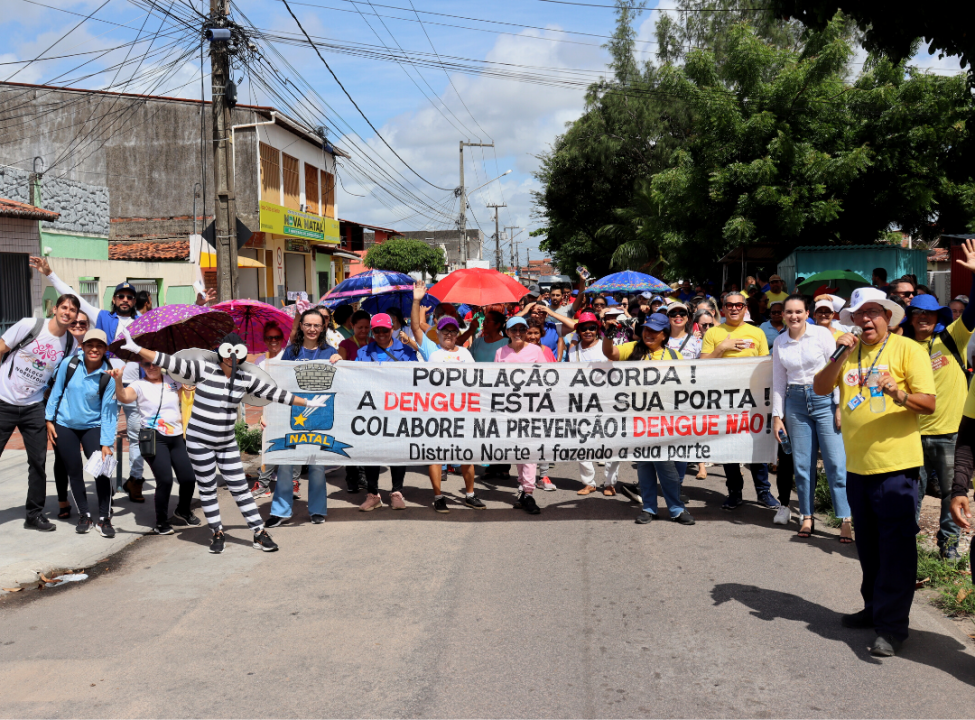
{"left": 154, "top": 352, "right": 294, "bottom": 532}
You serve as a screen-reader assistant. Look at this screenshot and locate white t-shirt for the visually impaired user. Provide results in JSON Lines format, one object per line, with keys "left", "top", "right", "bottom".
{"left": 131, "top": 378, "right": 183, "bottom": 436}
{"left": 567, "top": 342, "right": 608, "bottom": 362}
{"left": 428, "top": 347, "right": 474, "bottom": 363}
{"left": 667, "top": 333, "right": 703, "bottom": 359}
{"left": 256, "top": 349, "right": 284, "bottom": 370}
{"left": 0, "top": 319, "right": 70, "bottom": 406}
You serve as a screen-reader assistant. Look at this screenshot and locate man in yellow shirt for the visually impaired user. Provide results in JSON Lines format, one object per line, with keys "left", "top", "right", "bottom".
{"left": 908, "top": 264, "right": 975, "bottom": 559}
{"left": 701, "top": 293, "right": 777, "bottom": 511}
{"left": 814, "top": 287, "right": 936, "bottom": 658}
{"left": 765, "top": 275, "right": 789, "bottom": 305}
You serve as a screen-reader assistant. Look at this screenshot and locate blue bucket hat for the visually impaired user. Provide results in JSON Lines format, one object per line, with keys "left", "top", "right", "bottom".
{"left": 908, "top": 294, "right": 952, "bottom": 332}
{"left": 641, "top": 312, "right": 670, "bottom": 332}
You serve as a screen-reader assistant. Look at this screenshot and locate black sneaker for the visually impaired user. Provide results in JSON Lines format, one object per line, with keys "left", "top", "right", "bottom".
{"left": 346, "top": 482, "right": 362, "bottom": 494}
{"left": 97, "top": 519, "right": 116, "bottom": 538}
{"left": 671, "top": 510, "right": 696, "bottom": 525}
{"left": 171, "top": 508, "right": 201, "bottom": 526}
{"left": 253, "top": 529, "right": 279, "bottom": 552}
{"left": 210, "top": 530, "right": 225, "bottom": 554}
{"left": 722, "top": 494, "right": 743, "bottom": 510}
{"left": 463, "top": 494, "right": 486, "bottom": 509}
{"left": 151, "top": 523, "right": 175, "bottom": 535}
{"left": 433, "top": 496, "right": 450, "bottom": 513}
{"left": 265, "top": 514, "right": 287, "bottom": 528}
{"left": 757, "top": 491, "right": 781, "bottom": 509}
{"left": 635, "top": 511, "right": 655, "bottom": 524}
{"left": 24, "top": 514, "right": 56, "bottom": 532}
{"left": 76, "top": 515, "right": 94, "bottom": 534}
{"left": 518, "top": 492, "right": 541, "bottom": 515}
{"left": 841, "top": 608, "right": 873, "bottom": 629}
{"left": 311, "top": 514, "right": 326, "bottom": 524}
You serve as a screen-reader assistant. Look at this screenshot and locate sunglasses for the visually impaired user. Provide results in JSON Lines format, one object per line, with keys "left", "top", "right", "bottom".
{"left": 669, "top": 311, "right": 688, "bottom": 318}
{"left": 373, "top": 328, "right": 391, "bottom": 334}
{"left": 725, "top": 302, "right": 745, "bottom": 310}
{"left": 699, "top": 322, "right": 714, "bottom": 329}
{"left": 265, "top": 335, "right": 284, "bottom": 342}
{"left": 579, "top": 325, "right": 599, "bottom": 332}
{"left": 593, "top": 302, "right": 607, "bottom": 308}
{"left": 116, "top": 294, "right": 135, "bottom": 301}
{"left": 69, "top": 321, "right": 89, "bottom": 328}
{"left": 813, "top": 309, "right": 833, "bottom": 315}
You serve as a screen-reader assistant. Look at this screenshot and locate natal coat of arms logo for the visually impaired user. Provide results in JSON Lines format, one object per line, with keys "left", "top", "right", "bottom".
{"left": 266, "top": 363, "right": 351, "bottom": 457}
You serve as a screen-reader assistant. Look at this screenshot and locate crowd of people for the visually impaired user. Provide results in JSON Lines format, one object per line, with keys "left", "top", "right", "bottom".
{"left": 1, "top": 252, "right": 975, "bottom": 659}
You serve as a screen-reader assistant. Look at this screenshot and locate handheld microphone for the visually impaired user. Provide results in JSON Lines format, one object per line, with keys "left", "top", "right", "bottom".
{"left": 830, "top": 326, "right": 862, "bottom": 362}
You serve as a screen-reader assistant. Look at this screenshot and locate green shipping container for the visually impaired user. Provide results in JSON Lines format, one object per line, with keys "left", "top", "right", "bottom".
{"left": 776, "top": 246, "right": 927, "bottom": 294}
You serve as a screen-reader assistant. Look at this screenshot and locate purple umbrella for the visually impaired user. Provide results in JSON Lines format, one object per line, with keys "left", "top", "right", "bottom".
{"left": 108, "top": 305, "right": 236, "bottom": 362}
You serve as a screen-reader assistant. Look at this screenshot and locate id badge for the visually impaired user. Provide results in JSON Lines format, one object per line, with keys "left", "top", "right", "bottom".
{"left": 847, "top": 394, "right": 864, "bottom": 412}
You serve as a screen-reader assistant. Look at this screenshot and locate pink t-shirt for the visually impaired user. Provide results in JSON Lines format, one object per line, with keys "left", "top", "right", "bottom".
{"left": 494, "top": 344, "right": 551, "bottom": 363}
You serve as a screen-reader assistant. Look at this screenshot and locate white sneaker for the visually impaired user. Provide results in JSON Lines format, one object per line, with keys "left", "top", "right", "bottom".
{"left": 773, "top": 505, "right": 791, "bottom": 525}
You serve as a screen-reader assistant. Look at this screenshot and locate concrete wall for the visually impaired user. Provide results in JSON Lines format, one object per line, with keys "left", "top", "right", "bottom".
{"left": 0, "top": 215, "right": 43, "bottom": 313}
{"left": 44, "top": 257, "right": 198, "bottom": 311}
{"left": 42, "top": 230, "right": 109, "bottom": 260}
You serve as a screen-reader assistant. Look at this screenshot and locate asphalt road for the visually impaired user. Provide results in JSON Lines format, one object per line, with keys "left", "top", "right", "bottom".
{"left": 1, "top": 463, "right": 973, "bottom": 718}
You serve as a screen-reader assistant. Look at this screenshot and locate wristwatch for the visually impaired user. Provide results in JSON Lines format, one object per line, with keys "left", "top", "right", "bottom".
{"left": 894, "top": 391, "right": 908, "bottom": 407}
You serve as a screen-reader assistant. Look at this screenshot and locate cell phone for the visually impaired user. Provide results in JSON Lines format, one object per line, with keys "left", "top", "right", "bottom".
{"left": 692, "top": 323, "right": 699, "bottom": 333}
{"left": 577, "top": 265, "right": 590, "bottom": 280}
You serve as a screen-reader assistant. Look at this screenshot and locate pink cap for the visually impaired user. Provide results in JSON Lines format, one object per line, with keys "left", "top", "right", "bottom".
{"left": 370, "top": 313, "right": 393, "bottom": 329}
{"left": 576, "top": 311, "right": 600, "bottom": 326}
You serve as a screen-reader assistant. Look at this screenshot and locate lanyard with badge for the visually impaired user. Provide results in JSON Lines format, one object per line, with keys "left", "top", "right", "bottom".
{"left": 847, "top": 333, "right": 889, "bottom": 412}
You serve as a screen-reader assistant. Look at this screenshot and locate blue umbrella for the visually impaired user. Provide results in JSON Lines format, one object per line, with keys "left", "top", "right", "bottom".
{"left": 361, "top": 291, "right": 440, "bottom": 317}
{"left": 586, "top": 270, "right": 670, "bottom": 295}
{"left": 319, "top": 268, "right": 416, "bottom": 309}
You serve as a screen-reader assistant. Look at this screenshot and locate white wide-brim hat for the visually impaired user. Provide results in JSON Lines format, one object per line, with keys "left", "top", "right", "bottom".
{"left": 839, "top": 287, "right": 904, "bottom": 328}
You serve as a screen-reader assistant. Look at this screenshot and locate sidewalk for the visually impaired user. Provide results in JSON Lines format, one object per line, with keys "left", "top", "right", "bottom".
{"left": 0, "top": 449, "right": 159, "bottom": 589}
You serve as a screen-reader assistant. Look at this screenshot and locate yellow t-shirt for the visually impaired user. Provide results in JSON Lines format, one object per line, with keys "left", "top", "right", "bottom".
{"left": 831, "top": 329, "right": 844, "bottom": 341}
{"left": 833, "top": 333, "right": 936, "bottom": 475}
{"left": 765, "top": 290, "right": 789, "bottom": 304}
{"left": 701, "top": 322, "right": 769, "bottom": 358}
{"left": 617, "top": 343, "right": 680, "bottom": 362}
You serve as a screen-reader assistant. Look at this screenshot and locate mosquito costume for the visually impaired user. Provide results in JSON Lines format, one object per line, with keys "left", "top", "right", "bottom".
{"left": 121, "top": 330, "right": 308, "bottom": 552}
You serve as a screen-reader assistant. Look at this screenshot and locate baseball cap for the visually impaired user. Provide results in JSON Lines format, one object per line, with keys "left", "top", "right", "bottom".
{"left": 641, "top": 312, "right": 670, "bottom": 332}
{"left": 436, "top": 316, "right": 460, "bottom": 330}
{"left": 650, "top": 295, "right": 665, "bottom": 304}
{"left": 954, "top": 295, "right": 970, "bottom": 304}
{"left": 525, "top": 284, "right": 540, "bottom": 298}
{"left": 813, "top": 298, "right": 834, "bottom": 313}
{"left": 114, "top": 282, "right": 136, "bottom": 295}
{"left": 602, "top": 306, "right": 626, "bottom": 317}
{"left": 769, "top": 274, "right": 783, "bottom": 282}
{"left": 664, "top": 302, "right": 688, "bottom": 314}
{"left": 506, "top": 316, "right": 528, "bottom": 329}
{"left": 82, "top": 329, "right": 108, "bottom": 345}
{"left": 370, "top": 313, "right": 393, "bottom": 330}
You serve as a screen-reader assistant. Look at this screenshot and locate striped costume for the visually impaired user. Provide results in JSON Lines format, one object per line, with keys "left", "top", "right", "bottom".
{"left": 153, "top": 352, "right": 294, "bottom": 532}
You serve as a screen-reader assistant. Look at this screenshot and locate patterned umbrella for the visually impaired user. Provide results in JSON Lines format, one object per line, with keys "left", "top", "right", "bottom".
{"left": 107, "top": 304, "right": 236, "bottom": 362}
{"left": 319, "top": 269, "right": 415, "bottom": 309}
{"left": 361, "top": 291, "right": 440, "bottom": 317}
{"left": 212, "top": 299, "right": 295, "bottom": 353}
{"left": 585, "top": 270, "right": 670, "bottom": 295}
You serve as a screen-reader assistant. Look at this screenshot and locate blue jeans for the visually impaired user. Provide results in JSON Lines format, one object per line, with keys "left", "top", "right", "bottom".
{"left": 784, "top": 384, "right": 849, "bottom": 518}
{"left": 122, "top": 402, "right": 143, "bottom": 480}
{"left": 723, "top": 463, "right": 770, "bottom": 497}
{"left": 917, "top": 433, "right": 960, "bottom": 551}
{"left": 270, "top": 465, "right": 328, "bottom": 518}
{"left": 636, "top": 461, "right": 684, "bottom": 518}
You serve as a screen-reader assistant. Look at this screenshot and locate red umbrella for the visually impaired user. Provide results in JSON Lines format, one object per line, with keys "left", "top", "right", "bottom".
{"left": 108, "top": 305, "right": 236, "bottom": 361}
{"left": 427, "top": 268, "right": 528, "bottom": 306}
{"left": 212, "top": 299, "right": 295, "bottom": 353}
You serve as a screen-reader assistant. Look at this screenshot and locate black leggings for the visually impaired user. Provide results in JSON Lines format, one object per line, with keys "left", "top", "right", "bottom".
{"left": 365, "top": 466, "right": 405, "bottom": 495}
{"left": 952, "top": 416, "right": 975, "bottom": 571}
{"left": 54, "top": 450, "right": 69, "bottom": 502}
{"left": 56, "top": 424, "right": 111, "bottom": 520}
{"left": 144, "top": 432, "right": 196, "bottom": 525}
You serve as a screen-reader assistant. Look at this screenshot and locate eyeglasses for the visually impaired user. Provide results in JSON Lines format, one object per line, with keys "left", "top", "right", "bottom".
{"left": 725, "top": 302, "right": 745, "bottom": 310}
{"left": 852, "top": 308, "right": 885, "bottom": 320}
{"left": 69, "top": 321, "right": 89, "bottom": 328}
{"left": 593, "top": 302, "right": 607, "bottom": 308}
{"left": 301, "top": 323, "right": 323, "bottom": 330}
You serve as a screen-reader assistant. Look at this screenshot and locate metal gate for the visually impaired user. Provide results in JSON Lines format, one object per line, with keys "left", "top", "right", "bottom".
{"left": 0, "top": 253, "right": 32, "bottom": 335}
{"left": 127, "top": 279, "right": 159, "bottom": 308}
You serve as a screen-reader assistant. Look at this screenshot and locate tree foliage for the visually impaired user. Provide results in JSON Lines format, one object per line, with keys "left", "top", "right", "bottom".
{"left": 769, "top": 0, "right": 973, "bottom": 71}
{"left": 363, "top": 238, "right": 446, "bottom": 277}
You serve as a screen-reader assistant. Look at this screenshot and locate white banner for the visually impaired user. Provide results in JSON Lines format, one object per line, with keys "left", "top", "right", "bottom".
{"left": 262, "top": 358, "right": 777, "bottom": 466}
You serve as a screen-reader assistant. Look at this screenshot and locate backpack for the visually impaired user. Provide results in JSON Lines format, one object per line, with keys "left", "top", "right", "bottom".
{"left": 937, "top": 330, "right": 973, "bottom": 387}
{"left": 1, "top": 318, "right": 75, "bottom": 378}
{"left": 52, "top": 356, "right": 112, "bottom": 421}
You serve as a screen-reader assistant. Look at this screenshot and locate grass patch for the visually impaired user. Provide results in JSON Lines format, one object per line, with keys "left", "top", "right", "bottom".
{"left": 235, "top": 420, "right": 262, "bottom": 455}
{"left": 917, "top": 541, "right": 974, "bottom": 617}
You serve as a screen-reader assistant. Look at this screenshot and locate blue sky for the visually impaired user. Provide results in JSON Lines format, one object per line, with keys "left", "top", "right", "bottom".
{"left": 0, "top": 0, "right": 967, "bottom": 262}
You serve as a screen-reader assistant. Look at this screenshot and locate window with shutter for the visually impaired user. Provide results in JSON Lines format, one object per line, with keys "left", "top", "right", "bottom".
{"left": 322, "top": 171, "right": 335, "bottom": 218}
{"left": 259, "top": 142, "right": 281, "bottom": 204}
{"left": 305, "top": 164, "right": 320, "bottom": 215}
{"left": 283, "top": 153, "right": 300, "bottom": 211}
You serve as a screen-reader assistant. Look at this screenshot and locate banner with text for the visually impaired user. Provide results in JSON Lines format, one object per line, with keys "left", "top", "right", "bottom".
{"left": 261, "top": 358, "right": 777, "bottom": 466}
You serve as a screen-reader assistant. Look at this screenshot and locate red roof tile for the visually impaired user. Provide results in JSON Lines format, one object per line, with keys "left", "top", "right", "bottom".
{"left": 928, "top": 248, "right": 949, "bottom": 262}
{"left": 109, "top": 240, "right": 189, "bottom": 261}
{"left": 0, "top": 197, "right": 60, "bottom": 221}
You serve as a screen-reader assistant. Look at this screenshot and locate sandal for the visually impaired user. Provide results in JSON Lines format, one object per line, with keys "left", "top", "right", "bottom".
{"left": 58, "top": 504, "right": 71, "bottom": 519}
{"left": 839, "top": 518, "right": 854, "bottom": 544}
{"left": 797, "top": 516, "right": 815, "bottom": 538}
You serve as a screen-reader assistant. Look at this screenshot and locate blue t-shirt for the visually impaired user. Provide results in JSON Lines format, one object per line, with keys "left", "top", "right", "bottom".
{"left": 281, "top": 344, "right": 338, "bottom": 362}
{"left": 759, "top": 321, "right": 785, "bottom": 354}
{"left": 356, "top": 339, "right": 418, "bottom": 362}
{"left": 539, "top": 321, "right": 560, "bottom": 356}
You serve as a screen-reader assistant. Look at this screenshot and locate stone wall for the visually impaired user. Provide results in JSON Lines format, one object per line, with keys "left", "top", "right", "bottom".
{"left": 0, "top": 165, "right": 109, "bottom": 235}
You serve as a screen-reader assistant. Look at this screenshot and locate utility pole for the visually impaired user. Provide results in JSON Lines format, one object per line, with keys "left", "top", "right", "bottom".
{"left": 457, "top": 141, "right": 494, "bottom": 268}
{"left": 210, "top": 0, "right": 238, "bottom": 301}
{"left": 486, "top": 203, "right": 506, "bottom": 271}
{"left": 505, "top": 226, "right": 521, "bottom": 277}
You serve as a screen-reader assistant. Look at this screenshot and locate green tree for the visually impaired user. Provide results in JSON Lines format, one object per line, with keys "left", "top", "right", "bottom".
{"left": 363, "top": 238, "right": 446, "bottom": 278}
{"left": 599, "top": 18, "right": 975, "bottom": 277}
